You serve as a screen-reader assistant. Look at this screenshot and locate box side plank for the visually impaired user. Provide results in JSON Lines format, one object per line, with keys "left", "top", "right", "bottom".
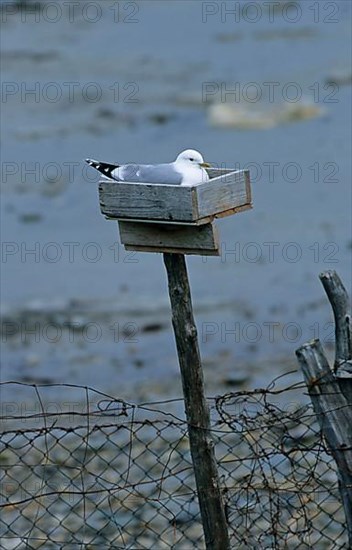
{"left": 124, "top": 245, "right": 220, "bottom": 256}
{"left": 205, "top": 168, "right": 235, "bottom": 179}
{"left": 99, "top": 182, "right": 195, "bottom": 222}
{"left": 196, "top": 170, "right": 250, "bottom": 219}
{"left": 118, "top": 221, "right": 220, "bottom": 256}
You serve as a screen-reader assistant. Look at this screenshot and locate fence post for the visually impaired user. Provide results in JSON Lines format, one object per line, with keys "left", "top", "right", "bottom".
{"left": 296, "top": 270, "right": 352, "bottom": 546}
{"left": 319, "top": 271, "right": 352, "bottom": 381}
{"left": 163, "top": 252, "right": 230, "bottom": 550}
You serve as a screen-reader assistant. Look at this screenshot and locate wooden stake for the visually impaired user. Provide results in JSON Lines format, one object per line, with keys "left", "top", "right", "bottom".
{"left": 163, "top": 253, "right": 230, "bottom": 550}
{"left": 319, "top": 270, "right": 352, "bottom": 379}
{"left": 296, "top": 270, "right": 352, "bottom": 546}
{"left": 296, "top": 340, "right": 352, "bottom": 546}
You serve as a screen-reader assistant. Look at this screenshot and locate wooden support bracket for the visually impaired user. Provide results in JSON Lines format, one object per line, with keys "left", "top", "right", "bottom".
{"left": 118, "top": 220, "right": 220, "bottom": 256}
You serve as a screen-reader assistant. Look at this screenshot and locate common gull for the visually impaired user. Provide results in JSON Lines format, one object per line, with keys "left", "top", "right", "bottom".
{"left": 86, "top": 149, "right": 211, "bottom": 186}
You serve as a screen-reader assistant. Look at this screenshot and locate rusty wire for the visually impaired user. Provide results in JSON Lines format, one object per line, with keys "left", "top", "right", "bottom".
{"left": 0, "top": 379, "right": 347, "bottom": 549}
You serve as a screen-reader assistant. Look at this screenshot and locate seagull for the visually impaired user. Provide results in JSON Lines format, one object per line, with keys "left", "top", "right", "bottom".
{"left": 85, "top": 149, "right": 211, "bottom": 186}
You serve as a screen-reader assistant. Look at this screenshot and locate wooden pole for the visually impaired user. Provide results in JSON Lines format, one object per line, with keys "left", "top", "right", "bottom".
{"left": 319, "top": 270, "right": 352, "bottom": 379}
{"left": 296, "top": 271, "right": 352, "bottom": 546}
{"left": 163, "top": 253, "right": 230, "bottom": 550}
{"left": 296, "top": 341, "right": 352, "bottom": 546}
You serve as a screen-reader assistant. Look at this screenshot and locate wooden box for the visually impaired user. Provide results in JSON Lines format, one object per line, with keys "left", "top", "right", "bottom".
{"left": 98, "top": 168, "right": 252, "bottom": 256}
{"left": 99, "top": 169, "right": 251, "bottom": 225}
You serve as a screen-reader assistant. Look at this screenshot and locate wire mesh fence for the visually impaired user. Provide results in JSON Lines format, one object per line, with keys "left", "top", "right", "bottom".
{"left": 0, "top": 378, "right": 347, "bottom": 549}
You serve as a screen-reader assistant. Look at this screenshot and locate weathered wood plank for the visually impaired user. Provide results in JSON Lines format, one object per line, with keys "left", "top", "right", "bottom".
{"left": 163, "top": 253, "right": 230, "bottom": 550}
{"left": 296, "top": 339, "right": 352, "bottom": 546}
{"left": 99, "top": 181, "right": 196, "bottom": 222}
{"left": 109, "top": 203, "right": 252, "bottom": 227}
{"left": 205, "top": 167, "right": 234, "bottom": 179}
{"left": 196, "top": 170, "right": 250, "bottom": 220}
{"left": 124, "top": 245, "right": 220, "bottom": 256}
{"left": 118, "top": 221, "right": 219, "bottom": 255}
{"left": 110, "top": 215, "right": 212, "bottom": 226}
{"left": 212, "top": 203, "right": 253, "bottom": 220}
{"left": 244, "top": 169, "right": 252, "bottom": 203}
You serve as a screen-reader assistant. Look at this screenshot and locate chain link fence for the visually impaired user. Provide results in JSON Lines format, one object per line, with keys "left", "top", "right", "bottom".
{"left": 0, "top": 378, "right": 347, "bottom": 549}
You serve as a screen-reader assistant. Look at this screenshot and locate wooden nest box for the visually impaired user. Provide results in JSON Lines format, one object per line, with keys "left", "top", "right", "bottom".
{"left": 98, "top": 168, "right": 252, "bottom": 256}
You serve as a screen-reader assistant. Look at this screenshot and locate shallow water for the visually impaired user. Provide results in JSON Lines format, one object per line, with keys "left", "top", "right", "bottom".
{"left": 1, "top": 0, "right": 351, "bottom": 401}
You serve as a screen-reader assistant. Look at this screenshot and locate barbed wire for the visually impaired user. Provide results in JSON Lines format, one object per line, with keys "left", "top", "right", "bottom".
{"left": 0, "top": 378, "right": 347, "bottom": 549}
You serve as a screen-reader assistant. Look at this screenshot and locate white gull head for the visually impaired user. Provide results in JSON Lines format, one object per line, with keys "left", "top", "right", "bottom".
{"left": 174, "top": 149, "right": 211, "bottom": 186}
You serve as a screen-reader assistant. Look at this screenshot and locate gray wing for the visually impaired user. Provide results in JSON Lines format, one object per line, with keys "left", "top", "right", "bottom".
{"left": 111, "top": 164, "right": 139, "bottom": 181}
{"left": 114, "top": 163, "right": 183, "bottom": 185}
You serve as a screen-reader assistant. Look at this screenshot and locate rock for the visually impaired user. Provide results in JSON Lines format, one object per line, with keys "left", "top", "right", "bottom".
{"left": 18, "top": 213, "right": 42, "bottom": 223}
{"left": 325, "top": 71, "right": 352, "bottom": 86}
{"left": 223, "top": 372, "right": 251, "bottom": 387}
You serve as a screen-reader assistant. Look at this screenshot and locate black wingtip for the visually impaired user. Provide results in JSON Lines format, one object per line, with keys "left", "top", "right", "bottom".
{"left": 85, "top": 159, "right": 120, "bottom": 180}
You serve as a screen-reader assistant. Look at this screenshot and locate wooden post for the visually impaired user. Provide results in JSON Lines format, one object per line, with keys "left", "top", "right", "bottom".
{"left": 163, "top": 253, "right": 230, "bottom": 550}
{"left": 319, "top": 271, "right": 352, "bottom": 379}
{"left": 296, "top": 271, "right": 352, "bottom": 546}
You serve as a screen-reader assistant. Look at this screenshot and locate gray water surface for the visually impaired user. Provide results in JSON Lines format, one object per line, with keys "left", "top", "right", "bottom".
{"left": 1, "top": 0, "right": 351, "bottom": 400}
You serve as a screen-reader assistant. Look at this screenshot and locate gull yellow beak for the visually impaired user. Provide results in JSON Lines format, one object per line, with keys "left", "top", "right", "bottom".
{"left": 199, "top": 162, "right": 211, "bottom": 168}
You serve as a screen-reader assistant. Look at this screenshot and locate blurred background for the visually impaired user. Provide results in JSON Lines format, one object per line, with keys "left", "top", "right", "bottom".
{"left": 1, "top": 0, "right": 351, "bottom": 403}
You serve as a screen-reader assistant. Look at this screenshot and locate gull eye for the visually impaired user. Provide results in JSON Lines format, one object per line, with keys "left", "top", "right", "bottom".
{"left": 189, "top": 157, "right": 194, "bottom": 161}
